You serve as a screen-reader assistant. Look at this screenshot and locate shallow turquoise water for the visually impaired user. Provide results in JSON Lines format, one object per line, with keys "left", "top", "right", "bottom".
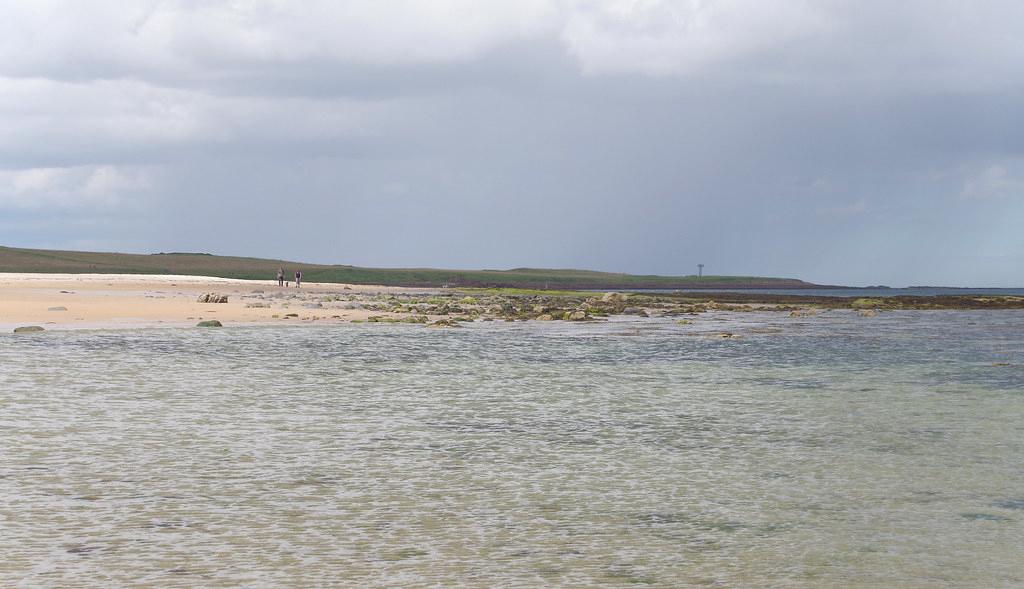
{"left": 2, "top": 311, "right": 1023, "bottom": 587}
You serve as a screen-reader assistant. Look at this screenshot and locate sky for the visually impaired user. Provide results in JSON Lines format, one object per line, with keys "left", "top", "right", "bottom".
{"left": 1, "top": 1, "right": 1023, "bottom": 286}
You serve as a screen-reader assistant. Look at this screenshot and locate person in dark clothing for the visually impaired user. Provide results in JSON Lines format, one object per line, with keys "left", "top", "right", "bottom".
{"left": 295, "top": 270, "right": 302, "bottom": 288}
{"left": 277, "top": 268, "right": 284, "bottom": 287}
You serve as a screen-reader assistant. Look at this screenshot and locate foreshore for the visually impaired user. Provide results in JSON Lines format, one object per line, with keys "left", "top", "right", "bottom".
{"left": 0, "top": 273, "right": 430, "bottom": 330}
{"left": 3, "top": 273, "right": 1024, "bottom": 332}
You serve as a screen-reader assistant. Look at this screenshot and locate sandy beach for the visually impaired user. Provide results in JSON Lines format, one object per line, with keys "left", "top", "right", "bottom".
{"left": 0, "top": 273, "right": 434, "bottom": 330}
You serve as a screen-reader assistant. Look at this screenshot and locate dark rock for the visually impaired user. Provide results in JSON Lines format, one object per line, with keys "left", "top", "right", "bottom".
{"left": 196, "top": 320, "right": 222, "bottom": 327}
{"left": 14, "top": 326, "right": 45, "bottom": 333}
{"left": 427, "top": 319, "right": 461, "bottom": 328}
{"left": 197, "top": 293, "right": 229, "bottom": 303}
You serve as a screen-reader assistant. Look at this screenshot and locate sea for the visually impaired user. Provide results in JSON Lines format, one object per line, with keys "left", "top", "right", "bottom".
{"left": 635, "top": 287, "right": 1024, "bottom": 298}
{"left": 2, "top": 310, "right": 1023, "bottom": 588}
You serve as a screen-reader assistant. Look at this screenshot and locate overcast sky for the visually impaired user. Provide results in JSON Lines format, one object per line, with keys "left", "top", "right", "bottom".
{"left": 1, "top": 1, "right": 1023, "bottom": 286}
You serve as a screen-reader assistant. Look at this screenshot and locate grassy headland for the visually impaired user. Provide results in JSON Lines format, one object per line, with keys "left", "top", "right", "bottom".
{"left": 0, "top": 246, "right": 821, "bottom": 290}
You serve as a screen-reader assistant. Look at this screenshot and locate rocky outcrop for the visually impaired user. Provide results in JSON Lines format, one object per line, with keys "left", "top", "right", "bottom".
{"left": 14, "top": 326, "right": 45, "bottom": 333}
{"left": 196, "top": 320, "right": 223, "bottom": 327}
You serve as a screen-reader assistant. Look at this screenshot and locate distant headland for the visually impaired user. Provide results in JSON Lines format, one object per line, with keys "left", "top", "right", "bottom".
{"left": 0, "top": 246, "right": 826, "bottom": 291}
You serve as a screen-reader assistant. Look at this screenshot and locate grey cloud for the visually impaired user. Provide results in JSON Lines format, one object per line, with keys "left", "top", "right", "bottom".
{"left": 1, "top": 1, "right": 1023, "bottom": 286}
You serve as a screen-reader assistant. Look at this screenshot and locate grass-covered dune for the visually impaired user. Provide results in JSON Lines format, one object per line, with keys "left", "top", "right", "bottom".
{"left": 0, "top": 245, "right": 821, "bottom": 290}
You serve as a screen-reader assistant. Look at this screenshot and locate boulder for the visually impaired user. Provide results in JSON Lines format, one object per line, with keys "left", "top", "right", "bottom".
{"left": 536, "top": 314, "right": 555, "bottom": 321}
{"left": 857, "top": 309, "right": 877, "bottom": 317}
{"left": 602, "top": 292, "right": 628, "bottom": 303}
{"left": 14, "top": 326, "right": 45, "bottom": 333}
{"left": 197, "top": 293, "right": 229, "bottom": 304}
{"left": 567, "top": 310, "right": 587, "bottom": 321}
{"left": 196, "top": 320, "right": 222, "bottom": 327}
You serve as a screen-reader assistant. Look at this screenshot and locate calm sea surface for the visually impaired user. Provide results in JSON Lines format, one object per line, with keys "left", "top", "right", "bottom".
{"left": 2, "top": 311, "right": 1023, "bottom": 588}
{"left": 637, "top": 287, "right": 1024, "bottom": 297}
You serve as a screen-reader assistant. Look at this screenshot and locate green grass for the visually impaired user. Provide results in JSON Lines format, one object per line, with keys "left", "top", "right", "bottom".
{"left": 455, "top": 287, "right": 601, "bottom": 297}
{"left": 0, "top": 245, "right": 817, "bottom": 290}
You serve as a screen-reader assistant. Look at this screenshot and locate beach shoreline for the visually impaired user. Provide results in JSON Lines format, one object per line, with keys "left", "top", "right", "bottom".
{"left": 0, "top": 273, "right": 437, "bottom": 330}
{"left": 4, "top": 272, "right": 1024, "bottom": 332}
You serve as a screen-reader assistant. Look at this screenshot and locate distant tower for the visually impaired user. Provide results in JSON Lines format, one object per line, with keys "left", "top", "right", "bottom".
{"left": 698, "top": 264, "right": 704, "bottom": 278}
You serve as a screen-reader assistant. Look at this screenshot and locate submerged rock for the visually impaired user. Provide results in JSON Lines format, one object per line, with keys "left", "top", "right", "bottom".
{"left": 14, "top": 325, "right": 45, "bottom": 333}
{"left": 427, "top": 319, "right": 461, "bottom": 328}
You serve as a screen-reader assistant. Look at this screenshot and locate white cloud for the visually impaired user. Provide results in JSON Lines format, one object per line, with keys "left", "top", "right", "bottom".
{"left": 0, "top": 76, "right": 395, "bottom": 167}
{"left": 961, "top": 164, "right": 1024, "bottom": 200}
{"left": 561, "top": 0, "right": 826, "bottom": 76}
{"left": 0, "top": 165, "right": 152, "bottom": 209}
{"left": 0, "top": 0, "right": 559, "bottom": 80}
{"left": 2, "top": 1, "right": 1022, "bottom": 85}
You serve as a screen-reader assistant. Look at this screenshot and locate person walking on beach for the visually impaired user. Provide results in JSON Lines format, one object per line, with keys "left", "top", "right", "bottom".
{"left": 277, "top": 267, "right": 284, "bottom": 287}
{"left": 295, "top": 270, "right": 302, "bottom": 288}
